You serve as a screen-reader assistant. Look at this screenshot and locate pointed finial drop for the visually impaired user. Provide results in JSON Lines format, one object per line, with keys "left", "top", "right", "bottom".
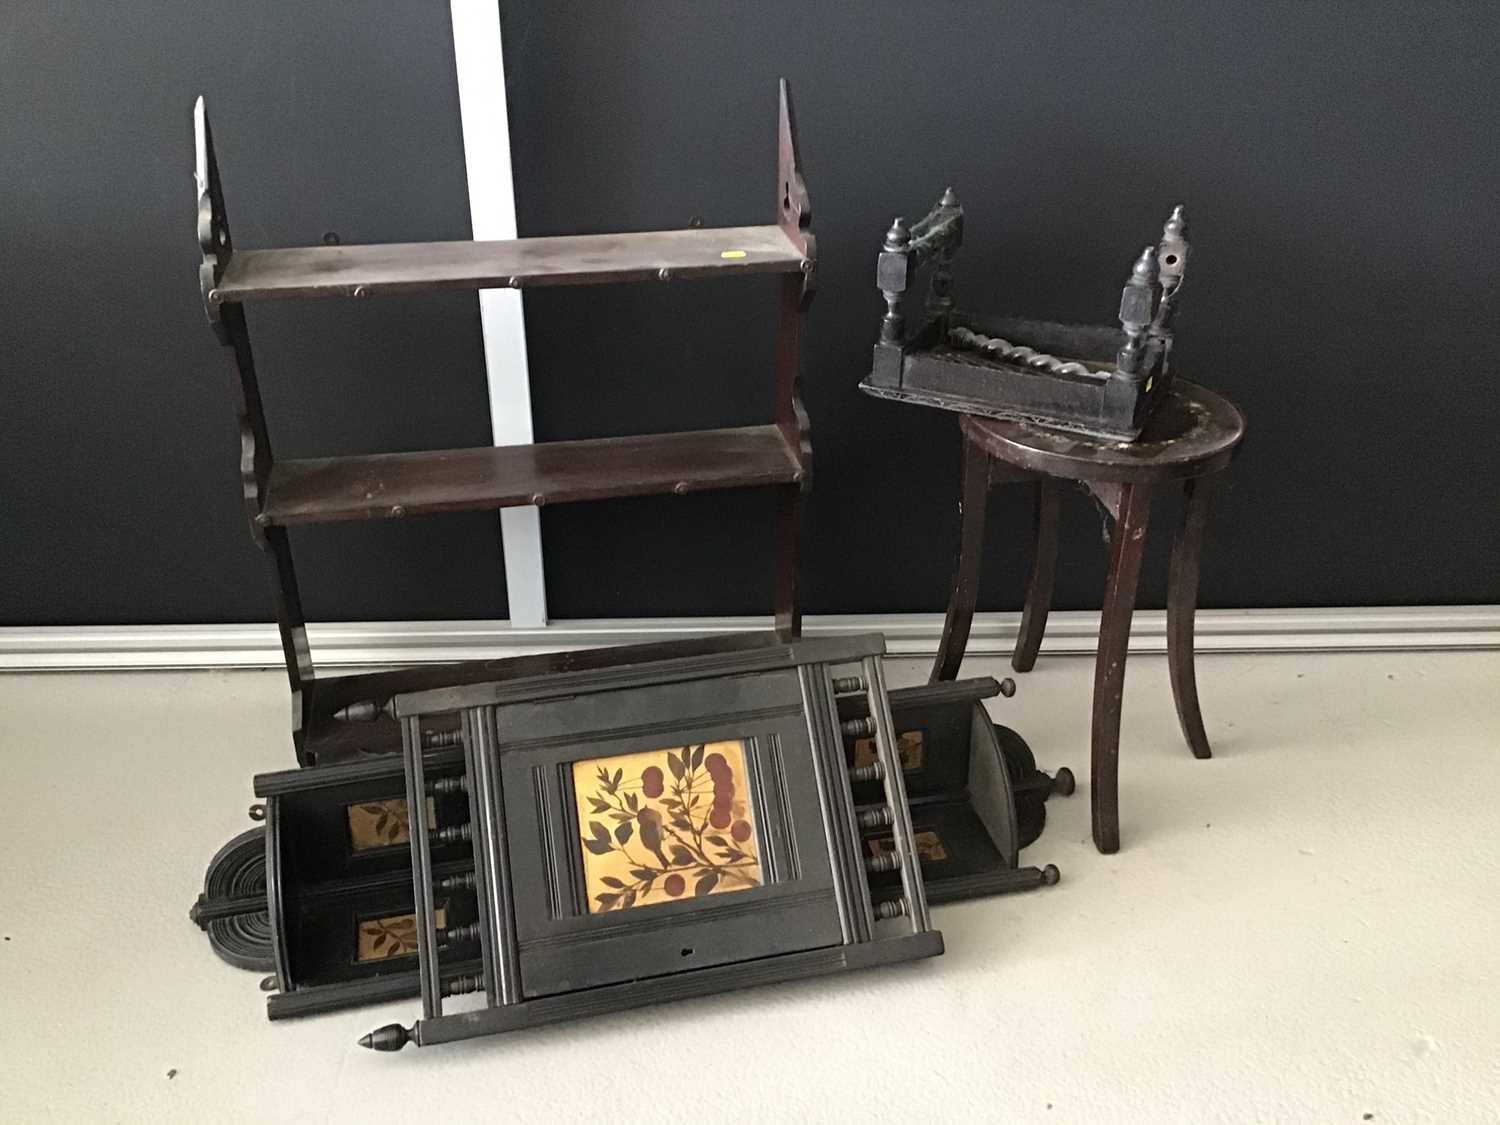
{"left": 334, "top": 700, "right": 380, "bottom": 723}
{"left": 359, "top": 1023, "right": 412, "bottom": 1051}
{"left": 883, "top": 216, "right": 910, "bottom": 251}
{"left": 940, "top": 186, "right": 960, "bottom": 208}
{"left": 1163, "top": 204, "right": 1187, "bottom": 239}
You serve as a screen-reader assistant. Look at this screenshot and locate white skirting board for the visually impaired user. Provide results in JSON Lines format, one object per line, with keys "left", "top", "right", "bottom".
{"left": 1, "top": 607, "right": 1496, "bottom": 672}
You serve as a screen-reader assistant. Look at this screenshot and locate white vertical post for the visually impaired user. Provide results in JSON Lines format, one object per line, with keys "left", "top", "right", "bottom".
{"left": 449, "top": 0, "right": 548, "bottom": 627}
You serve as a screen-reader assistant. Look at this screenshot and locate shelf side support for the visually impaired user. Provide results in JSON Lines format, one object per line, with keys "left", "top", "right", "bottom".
{"left": 195, "top": 98, "right": 315, "bottom": 719}
{"left": 773, "top": 80, "right": 814, "bottom": 638}
{"left": 776, "top": 78, "right": 814, "bottom": 261}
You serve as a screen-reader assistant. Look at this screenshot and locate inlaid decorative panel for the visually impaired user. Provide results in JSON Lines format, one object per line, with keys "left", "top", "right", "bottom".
{"left": 347, "top": 796, "right": 436, "bottom": 852}
{"left": 852, "top": 729, "right": 925, "bottom": 772}
{"left": 356, "top": 905, "right": 447, "bottom": 962}
{"left": 572, "top": 741, "right": 763, "bottom": 913}
{"left": 868, "top": 830, "right": 949, "bottom": 864}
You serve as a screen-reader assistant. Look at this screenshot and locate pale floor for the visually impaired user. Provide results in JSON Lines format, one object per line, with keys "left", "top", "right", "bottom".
{"left": 2, "top": 651, "right": 1497, "bottom": 1123}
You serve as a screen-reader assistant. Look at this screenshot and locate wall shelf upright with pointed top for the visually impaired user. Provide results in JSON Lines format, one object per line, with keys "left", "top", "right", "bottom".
{"left": 194, "top": 81, "right": 816, "bottom": 766}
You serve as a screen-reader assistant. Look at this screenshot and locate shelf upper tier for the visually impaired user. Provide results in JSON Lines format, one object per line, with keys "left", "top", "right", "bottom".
{"left": 261, "top": 424, "right": 805, "bottom": 526}
{"left": 213, "top": 224, "right": 808, "bottom": 302}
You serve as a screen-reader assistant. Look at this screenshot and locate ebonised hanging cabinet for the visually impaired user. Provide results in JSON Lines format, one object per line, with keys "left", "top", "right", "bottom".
{"left": 188, "top": 633, "right": 1067, "bottom": 1025}
{"left": 194, "top": 81, "right": 816, "bottom": 766}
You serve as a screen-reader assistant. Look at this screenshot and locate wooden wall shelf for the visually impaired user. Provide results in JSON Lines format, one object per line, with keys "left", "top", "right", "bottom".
{"left": 262, "top": 424, "right": 804, "bottom": 526}
{"left": 213, "top": 225, "right": 808, "bottom": 303}
{"left": 193, "top": 81, "right": 816, "bottom": 766}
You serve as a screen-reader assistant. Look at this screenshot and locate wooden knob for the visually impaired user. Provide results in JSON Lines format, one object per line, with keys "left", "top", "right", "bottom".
{"left": 442, "top": 974, "right": 483, "bottom": 997}
{"left": 433, "top": 823, "right": 472, "bottom": 845}
{"left": 855, "top": 806, "right": 894, "bottom": 829}
{"left": 441, "top": 922, "right": 480, "bottom": 946}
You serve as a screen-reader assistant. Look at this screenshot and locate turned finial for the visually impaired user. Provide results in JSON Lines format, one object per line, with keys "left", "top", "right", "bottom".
{"left": 1156, "top": 203, "right": 1191, "bottom": 296}
{"left": 878, "top": 218, "right": 914, "bottom": 345}
{"left": 1129, "top": 245, "right": 1159, "bottom": 287}
{"left": 1117, "top": 246, "right": 1159, "bottom": 377}
{"left": 359, "top": 1023, "right": 412, "bottom": 1051}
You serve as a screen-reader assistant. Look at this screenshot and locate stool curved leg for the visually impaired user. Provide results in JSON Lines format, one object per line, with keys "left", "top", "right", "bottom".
{"left": 1091, "top": 483, "right": 1152, "bottom": 854}
{"left": 1012, "top": 479, "right": 1060, "bottom": 673}
{"left": 931, "top": 431, "right": 991, "bottom": 682}
{"left": 1168, "top": 475, "right": 1215, "bottom": 759}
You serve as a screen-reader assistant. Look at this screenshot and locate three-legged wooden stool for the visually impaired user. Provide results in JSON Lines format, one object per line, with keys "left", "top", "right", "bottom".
{"left": 930, "top": 381, "right": 1246, "bottom": 853}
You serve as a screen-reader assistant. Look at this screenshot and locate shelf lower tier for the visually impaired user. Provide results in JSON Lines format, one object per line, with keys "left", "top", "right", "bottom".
{"left": 260, "top": 424, "right": 805, "bottom": 526}
{"left": 214, "top": 225, "right": 807, "bottom": 302}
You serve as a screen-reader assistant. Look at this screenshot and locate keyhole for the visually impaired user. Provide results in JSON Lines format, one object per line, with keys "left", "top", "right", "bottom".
{"left": 782, "top": 182, "right": 791, "bottom": 212}
{"left": 680, "top": 947, "right": 694, "bottom": 958}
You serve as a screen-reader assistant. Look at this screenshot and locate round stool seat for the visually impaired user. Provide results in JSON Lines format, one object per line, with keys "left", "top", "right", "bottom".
{"left": 961, "top": 380, "right": 1246, "bottom": 483}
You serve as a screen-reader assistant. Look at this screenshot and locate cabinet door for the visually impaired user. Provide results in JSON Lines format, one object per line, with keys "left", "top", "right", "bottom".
{"left": 497, "top": 668, "right": 847, "bottom": 997}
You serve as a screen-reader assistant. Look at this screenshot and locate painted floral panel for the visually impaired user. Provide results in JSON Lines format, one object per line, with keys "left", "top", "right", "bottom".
{"left": 356, "top": 905, "right": 447, "bottom": 962}
{"left": 346, "top": 796, "right": 436, "bottom": 852}
{"left": 868, "top": 830, "right": 949, "bottom": 864}
{"left": 851, "top": 729, "right": 925, "bottom": 771}
{"left": 572, "top": 740, "right": 762, "bottom": 913}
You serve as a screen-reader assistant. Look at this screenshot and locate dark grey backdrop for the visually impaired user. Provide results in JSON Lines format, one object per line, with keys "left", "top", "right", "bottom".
{"left": 4, "top": 2, "right": 1497, "bottom": 626}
